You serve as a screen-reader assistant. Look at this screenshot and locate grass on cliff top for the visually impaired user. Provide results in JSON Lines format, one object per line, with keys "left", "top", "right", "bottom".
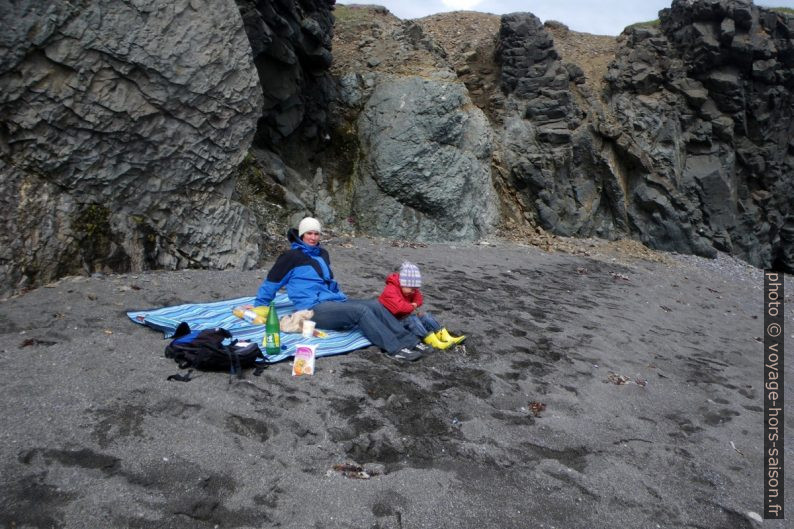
{"left": 618, "top": 6, "right": 792, "bottom": 33}
{"left": 625, "top": 19, "right": 660, "bottom": 31}
{"left": 333, "top": 5, "right": 367, "bottom": 24}
{"left": 333, "top": 4, "right": 390, "bottom": 26}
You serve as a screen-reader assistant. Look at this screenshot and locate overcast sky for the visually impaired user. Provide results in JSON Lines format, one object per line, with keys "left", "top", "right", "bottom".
{"left": 336, "top": 0, "right": 794, "bottom": 35}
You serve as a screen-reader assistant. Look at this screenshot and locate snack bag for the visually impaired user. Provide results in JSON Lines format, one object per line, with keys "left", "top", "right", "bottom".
{"left": 292, "top": 344, "right": 316, "bottom": 376}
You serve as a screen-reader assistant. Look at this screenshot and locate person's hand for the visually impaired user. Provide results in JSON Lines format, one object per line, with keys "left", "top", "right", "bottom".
{"left": 411, "top": 302, "right": 418, "bottom": 310}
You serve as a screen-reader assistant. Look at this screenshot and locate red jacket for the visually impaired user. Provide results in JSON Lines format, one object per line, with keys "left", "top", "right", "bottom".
{"left": 378, "top": 273, "right": 423, "bottom": 318}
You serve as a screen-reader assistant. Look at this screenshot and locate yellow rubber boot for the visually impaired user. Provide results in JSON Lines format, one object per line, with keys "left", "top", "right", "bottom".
{"left": 424, "top": 332, "right": 452, "bottom": 350}
{"left": 437, "top": 328, "right": 465, "bottom": 345}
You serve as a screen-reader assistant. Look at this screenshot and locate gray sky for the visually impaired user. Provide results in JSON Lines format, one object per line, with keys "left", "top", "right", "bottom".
{"left": 336, "top": 0, "right": 794, "bottom": 35}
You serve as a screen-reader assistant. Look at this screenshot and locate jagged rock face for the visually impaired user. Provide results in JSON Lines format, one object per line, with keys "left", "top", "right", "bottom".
{"left": 4, "top": 0, "right": 790, "bottom": 296}
{"left": 496, "top": 14, "right": 618, "bottom": 238}
{"left": 603, "top": 0, "right": 794, "bottom": 269}
{"left": 354, "top": 76, "right": 498, "bottom": 241}
{"left": 499, "top": 13, "right": 578, "bottom": 123}
{"left": 237, "top": 0, "right": 336, "bottom": 145}
{"left": 0, "top": 0, "right": 263, "bottom": 295}
{"left": 494, "top": 2, "right": 793, "bottom": 271}
{"left": 232, "top": 0, "right": 341, "bottom": 246}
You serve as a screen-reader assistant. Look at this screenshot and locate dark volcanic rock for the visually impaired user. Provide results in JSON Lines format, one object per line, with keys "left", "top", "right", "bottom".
{"left": 498, "top": 13, "right": 581, "bottom": 126}
{"left": 237, "top": 0, "right": 336, "bottom": 145}
{"left": 493, "top": 1, "right": 793, "bottom": 272}
{"left": 233, "top": 0, "right": 343, "bottom": 243}
{"left": 496, "top": 13, "right": 611, "bottom": 238}
{"left": 3, "top": 0, "right": 793, "bottom": 297}
{"left": 0, "top": 0, "right": 263, "bottom": 296}
{"left": 601, "top": 0, "right": 794, "bottom": 270}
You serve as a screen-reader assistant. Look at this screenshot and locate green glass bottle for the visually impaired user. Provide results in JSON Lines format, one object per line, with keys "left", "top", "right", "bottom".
{"left": 264, "top": 301, "right": 280, "bottom": 356}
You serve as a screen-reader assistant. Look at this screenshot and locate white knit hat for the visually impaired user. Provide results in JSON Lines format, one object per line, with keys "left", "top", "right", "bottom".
{"left": 399, "top": 261, "right": 422, "bottom": 288}
{"left": 298, "top": 217, "right": 322, "bottom": 237}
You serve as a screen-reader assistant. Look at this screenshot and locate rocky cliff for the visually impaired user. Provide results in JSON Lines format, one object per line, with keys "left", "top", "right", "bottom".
{"left": 602, "top": 0, "right": 794, "bottom": 270}
{"left": 231, "top": 0, "right": 347, "bottom": 249}
{"left": 412, "top": 0, "right": 793, "bottom": 272}
{"left": 2, "top": 0, "right": 792, "bottom": 295}
{"left": 407, "top": 0, "right": 792, "bottom": 272}
{"left": 248, "top": 4, "right": 499, "bottom": 242}
{"left": 0, "top": 0, "right": 263, "bottom": 295}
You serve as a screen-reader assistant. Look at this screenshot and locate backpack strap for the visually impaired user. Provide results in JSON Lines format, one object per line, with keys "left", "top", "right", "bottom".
{"left": 173, "top": 321, "right": 191, "bottom": 339}
{"left": 227, "top": 346, "right": 242, "bottom": 382}
{"left": 167, "top": 370, "right": 193, "bottom": 382}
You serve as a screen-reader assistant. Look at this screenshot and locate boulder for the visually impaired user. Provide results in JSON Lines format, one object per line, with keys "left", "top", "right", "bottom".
{"left": 0, "top": 0, "right": 263, "bottom": 295}
{"left": 354, "top": 76, "right": 497, "bottom": 241}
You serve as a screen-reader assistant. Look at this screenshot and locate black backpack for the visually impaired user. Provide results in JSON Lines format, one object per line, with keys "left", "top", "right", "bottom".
{"left": 165, "top": 322, "right": 264, "bottom": 376}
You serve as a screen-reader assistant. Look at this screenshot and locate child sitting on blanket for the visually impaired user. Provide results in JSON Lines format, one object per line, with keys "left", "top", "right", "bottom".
{"left": 377, "top": 262, "right": 465, "bottom": 350}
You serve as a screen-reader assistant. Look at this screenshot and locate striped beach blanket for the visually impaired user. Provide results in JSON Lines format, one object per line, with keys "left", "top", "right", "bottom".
{"left": 127, "top": 294, "right": 372, "bottom": 363}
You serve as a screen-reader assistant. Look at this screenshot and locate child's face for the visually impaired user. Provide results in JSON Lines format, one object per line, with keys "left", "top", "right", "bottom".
{"left": 401, "top": 286, "right": 415, "bottom": 296}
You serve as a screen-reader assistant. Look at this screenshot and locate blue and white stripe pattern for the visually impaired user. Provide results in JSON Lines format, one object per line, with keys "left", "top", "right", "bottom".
{"left": 127, "top": 293, "right": 372, "bottom": 364}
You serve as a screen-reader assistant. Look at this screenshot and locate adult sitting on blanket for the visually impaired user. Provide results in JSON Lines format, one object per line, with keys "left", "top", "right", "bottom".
{"left": 254, "top": 217, "right": 425, "bottom": 362}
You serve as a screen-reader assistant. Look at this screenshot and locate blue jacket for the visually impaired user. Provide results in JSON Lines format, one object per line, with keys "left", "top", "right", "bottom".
{"left": 254, "top": 229, "right": 347, "bottom": 310}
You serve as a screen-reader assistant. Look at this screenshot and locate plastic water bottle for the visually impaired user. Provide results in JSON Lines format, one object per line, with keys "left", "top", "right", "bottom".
{"left": 264, "top": 301, "right": 280, "bottom": 356}
{"left": 232, "top": 307, "right": 265, "bottom": 325}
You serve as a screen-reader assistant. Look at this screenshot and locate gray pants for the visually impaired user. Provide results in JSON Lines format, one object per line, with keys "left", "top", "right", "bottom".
{"left": 311, "top": 299, "right": 419, "bottom": 354}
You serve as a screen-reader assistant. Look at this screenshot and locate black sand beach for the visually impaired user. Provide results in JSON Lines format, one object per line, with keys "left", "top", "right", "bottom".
{"left": 1, "top": 237, "right": 791, "bottom": 529}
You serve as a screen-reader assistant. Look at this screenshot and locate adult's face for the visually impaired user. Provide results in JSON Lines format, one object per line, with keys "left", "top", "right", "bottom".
{"left": 302, "top": 230, "right": 321, "bottom": 246}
